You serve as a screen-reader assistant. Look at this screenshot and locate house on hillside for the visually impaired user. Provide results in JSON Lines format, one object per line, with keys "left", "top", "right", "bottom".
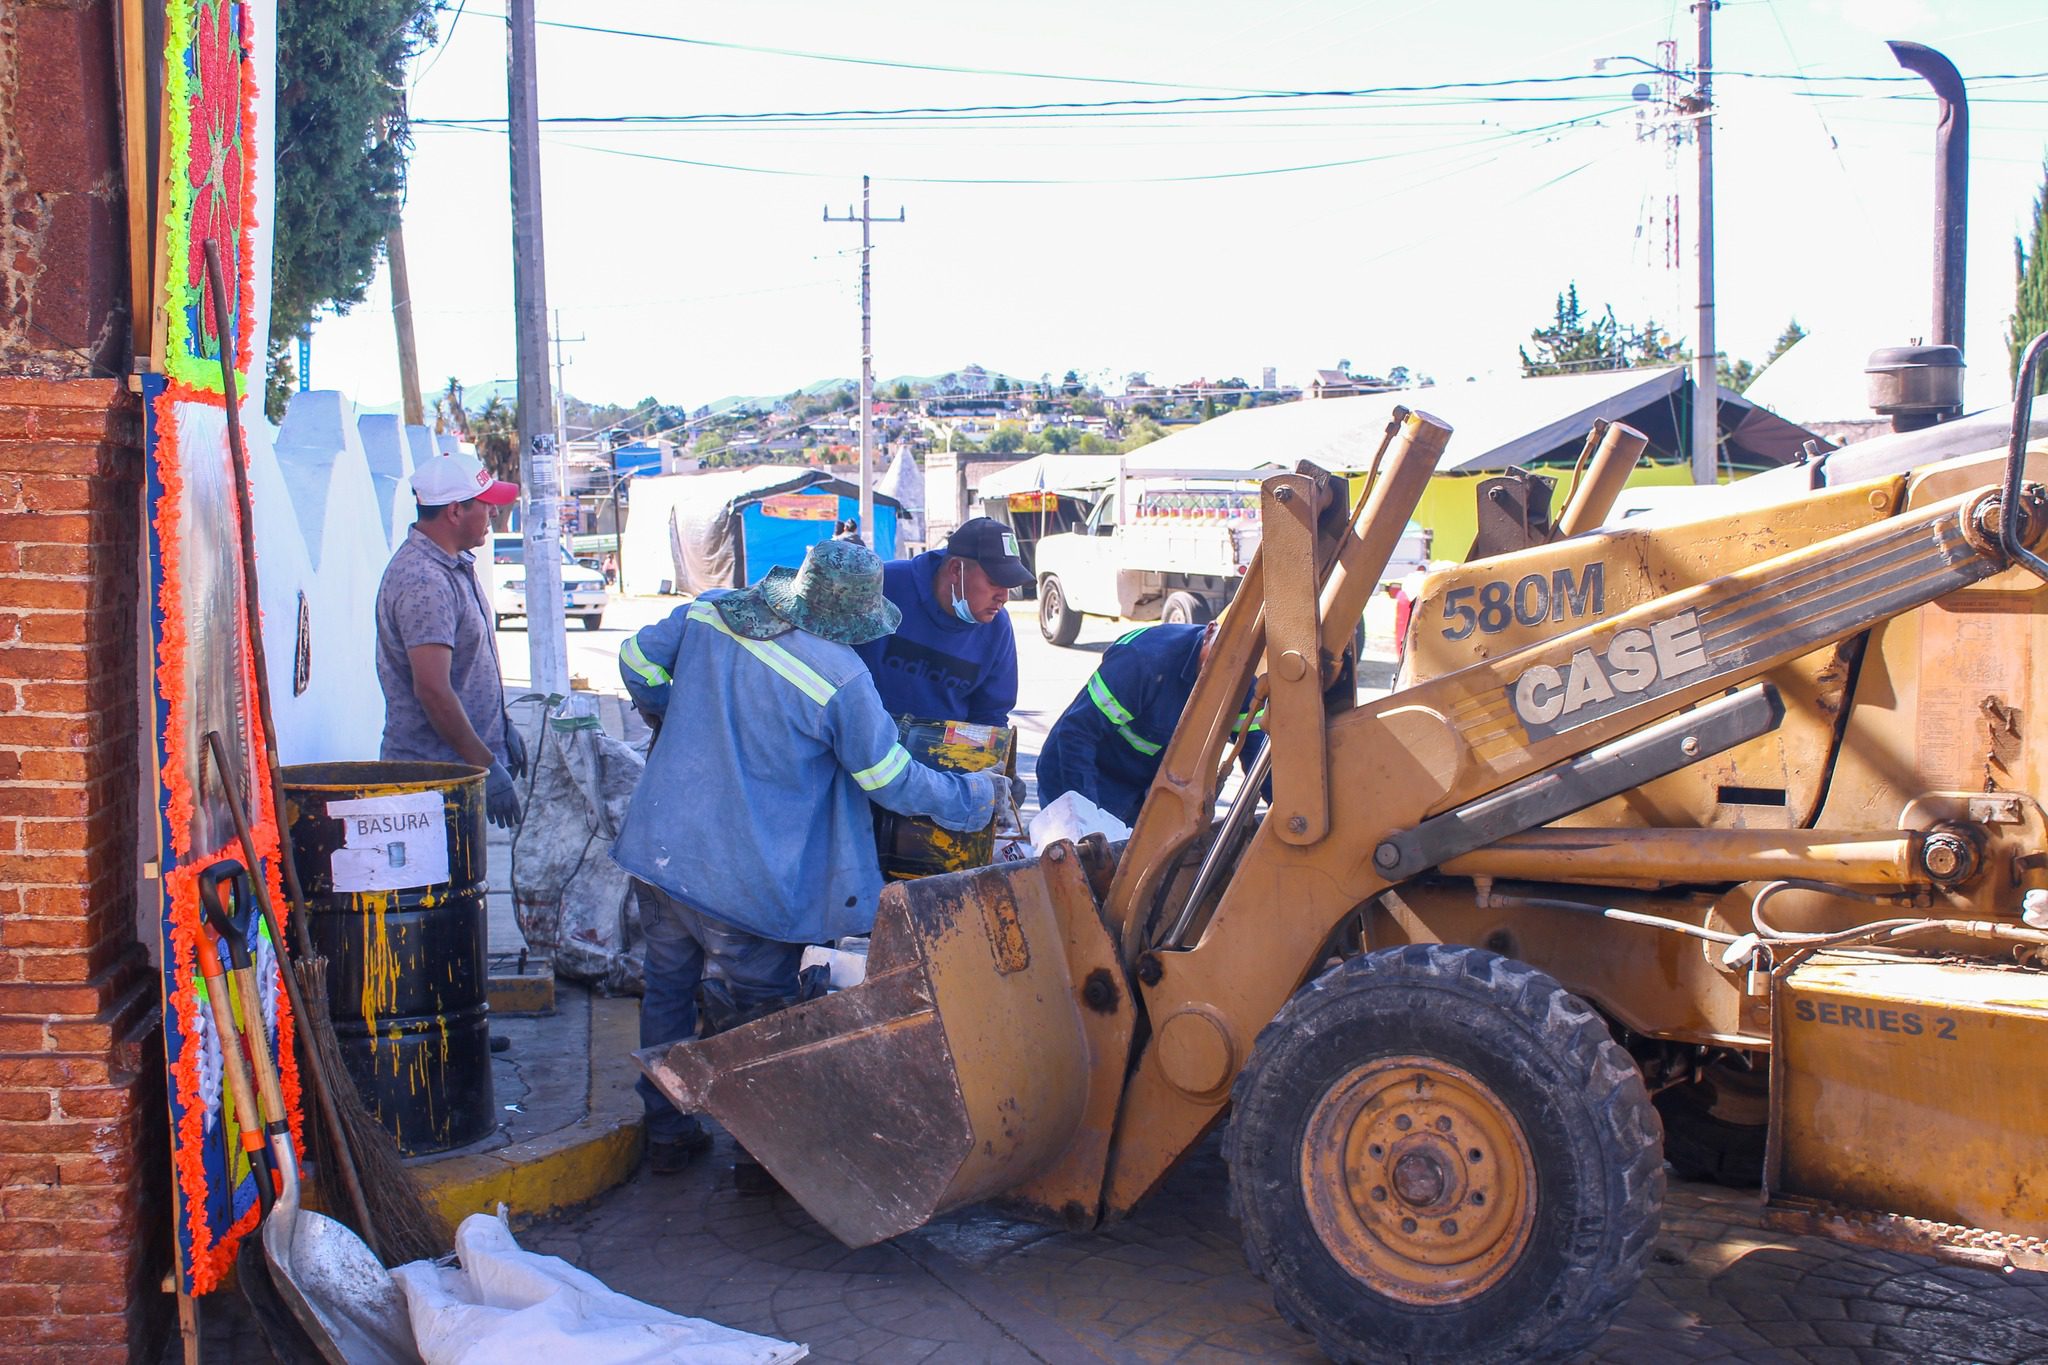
{"left": 1312, "top": 368, "right": 1396, "bottom": 400}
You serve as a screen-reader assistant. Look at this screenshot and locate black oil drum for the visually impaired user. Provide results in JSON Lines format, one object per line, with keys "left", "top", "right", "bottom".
{"left": 279, "top": 760, "right": 494, "bottom": 1156}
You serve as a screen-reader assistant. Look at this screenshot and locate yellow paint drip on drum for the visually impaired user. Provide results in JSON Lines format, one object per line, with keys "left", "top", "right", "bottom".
{"left": 358, "top": 888, "right": 402, "bottom": 1053}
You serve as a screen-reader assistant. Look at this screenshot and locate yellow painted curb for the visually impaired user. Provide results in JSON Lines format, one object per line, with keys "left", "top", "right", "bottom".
{"left": 415, "top": 993, "right": 645, "bottom": 1226}
{"left": 488, "top": 971, "right": 557, "bottom": 1015}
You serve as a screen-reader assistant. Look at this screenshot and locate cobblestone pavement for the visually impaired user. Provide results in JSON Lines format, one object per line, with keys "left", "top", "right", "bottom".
{"left": 174, "top": 1101, "right": 2048, "bottom": 1365}
{"left": 514, "top": 1129, "right": 2048, "bottom": 1365}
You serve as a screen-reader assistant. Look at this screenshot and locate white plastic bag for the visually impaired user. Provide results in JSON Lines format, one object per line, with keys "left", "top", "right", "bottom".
{"left": 393, "top": 1212, "right": 807, "bottom": 1365}
{"left": 1028, "top": 790, "right": 1132, "bottom": 852}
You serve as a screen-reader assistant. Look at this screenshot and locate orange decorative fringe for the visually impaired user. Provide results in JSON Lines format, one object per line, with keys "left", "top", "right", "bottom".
{"left": 154, "top": 375, "right": 305, "bottom": 1294}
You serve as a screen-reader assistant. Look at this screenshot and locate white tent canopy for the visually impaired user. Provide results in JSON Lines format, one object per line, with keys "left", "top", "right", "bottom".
{"left": 875, "top": 447, "right": 924, "bottom": 511}
{"left": 1121, "top": 369, "right": 1692, "bottom": 475}
{"left": 974, "top": 453, "right": 1125, "bottom": 500}
{"left": 1122, "top": 367, "right": 1824, "bottom": 477}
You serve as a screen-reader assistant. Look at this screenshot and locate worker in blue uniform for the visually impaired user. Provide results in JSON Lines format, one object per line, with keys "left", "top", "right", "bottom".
{"left": 613, "top": 539, "right": 1000, "bottom": 1185}
{"left": 1034, "top": 622, "right": 1264, "bottom": 827}
{"left": 855, "top": 517, "right": 1029, "bottom": 725}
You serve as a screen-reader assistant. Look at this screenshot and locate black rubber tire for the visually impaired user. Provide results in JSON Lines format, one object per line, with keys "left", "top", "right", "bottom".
{"left": 581, "top": 614, "right": 605, "bottom": 631}
{"left": 1039, "top": 575, "right": 1082, "bottom": 646}
{"left": 1162, "top": 590, "right": 1212, "bottom": 626}
{"left": 1226, "top": 945, "right": 1664, "bottom": 1365}
{"left": 1655, "top": 1064, "right": 1767, "bottom": 1189}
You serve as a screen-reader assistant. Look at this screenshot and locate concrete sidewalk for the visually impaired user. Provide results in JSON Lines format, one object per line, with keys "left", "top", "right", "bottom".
{"left": 402, "top": 688, "right": 652, "bottom": 1229}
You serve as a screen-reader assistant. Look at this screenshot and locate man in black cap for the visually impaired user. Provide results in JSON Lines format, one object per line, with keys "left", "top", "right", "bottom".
{"left": 854, "top": 516, "right": 1030, "bottom": 725}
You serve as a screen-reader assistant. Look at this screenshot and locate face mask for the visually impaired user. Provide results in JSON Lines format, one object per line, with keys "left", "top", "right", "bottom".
{"left": 951, "top": 564, "right": 979, "bottom": 623}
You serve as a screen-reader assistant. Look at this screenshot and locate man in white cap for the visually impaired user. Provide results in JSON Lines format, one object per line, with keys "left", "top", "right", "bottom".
{"left": 374, "top": 449, "right": 526, "bottom": 828}
{"left": 615, "top": 538, "right": 1003, "bottom": 1182}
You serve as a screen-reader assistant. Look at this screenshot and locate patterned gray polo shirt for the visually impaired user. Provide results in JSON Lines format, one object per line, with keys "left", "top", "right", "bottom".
{"left": 375, "top": 526, "right": 508, "bottom": 765}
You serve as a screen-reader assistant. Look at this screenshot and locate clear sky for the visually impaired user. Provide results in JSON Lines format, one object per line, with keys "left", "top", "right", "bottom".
{"left": 306, "top": 0, "right": 2048, "bottom": 416}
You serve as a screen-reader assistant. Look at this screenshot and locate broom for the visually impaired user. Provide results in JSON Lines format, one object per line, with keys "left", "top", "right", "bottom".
{"left": 202, "top": 241, "right": 451, "bottom": 1265}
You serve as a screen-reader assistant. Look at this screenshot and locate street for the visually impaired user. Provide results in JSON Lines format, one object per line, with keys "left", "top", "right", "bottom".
{"left": 492, "top": 592, "right": 1403, "bottom": 787}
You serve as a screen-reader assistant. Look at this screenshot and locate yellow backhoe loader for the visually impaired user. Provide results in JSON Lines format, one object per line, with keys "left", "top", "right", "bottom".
{"left": 642, "top": 334, "right": 2048, "bottom": 1363}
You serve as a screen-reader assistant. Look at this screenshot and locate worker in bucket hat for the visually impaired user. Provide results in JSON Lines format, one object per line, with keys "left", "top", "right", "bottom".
{"left": 611, "top": 538, "right": 1003, "bottom": 1184}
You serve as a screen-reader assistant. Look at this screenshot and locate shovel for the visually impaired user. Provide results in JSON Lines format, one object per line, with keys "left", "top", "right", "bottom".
{"left": 199, "top": 862, "right": 421, "bottom": 1365}
{"left": 192, "top": 862, "right": 316, "bottom": 1359}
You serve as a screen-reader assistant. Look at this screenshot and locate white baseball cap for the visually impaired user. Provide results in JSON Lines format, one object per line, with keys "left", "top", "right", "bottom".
{"left": 411, "top": 449, "right": 519, "bottom": 507}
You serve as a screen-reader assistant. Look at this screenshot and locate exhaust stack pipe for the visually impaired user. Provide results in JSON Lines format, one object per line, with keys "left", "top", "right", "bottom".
{"left": 1867, "top": 42, "right": 1969, "bottom": 431}
{"left": 1887, "top": 40, "right": 1969, "bottom": 351}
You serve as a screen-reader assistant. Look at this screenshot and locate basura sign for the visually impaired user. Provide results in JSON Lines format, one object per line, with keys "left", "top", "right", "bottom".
{"left": 1507, "top": 609, "right": 1716, "bottom": 738}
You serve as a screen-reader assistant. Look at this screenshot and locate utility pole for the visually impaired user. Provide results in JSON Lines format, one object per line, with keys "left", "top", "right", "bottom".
{"left": 551, "top": 309, "right": 585, "bottom": 543}
{"left": 550, "top": 309, "right": 584, "bottom": 457}
{"left": 825, "top": 175, "right": 904, "bottom": 540}
{"left": 507, "top": 0, "right": 568, "bottom": 696}
{"left": 1688, "top": 0, "right": 1719, "bottom": 485}
{"left": 388, "top": 224, "right": 424, "bottom": 427}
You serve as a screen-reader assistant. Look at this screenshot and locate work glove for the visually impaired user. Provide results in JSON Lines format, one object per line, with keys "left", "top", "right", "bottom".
{"left": 485, "top": 761, "right": 524, "bottom": 829}
{"left": 1009, "top": 773, "right": 1028, "bottom": 816}
{"left": 987, "top": 771, "right": 1017, "bottom": 832}
{"left": 503, "top": 722, "right": 529, "bottom": 780}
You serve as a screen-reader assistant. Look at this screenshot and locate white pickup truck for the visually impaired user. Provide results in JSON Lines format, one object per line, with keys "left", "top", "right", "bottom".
{"left": 1033, "top": 468, "right": 1432, "bottom": 646}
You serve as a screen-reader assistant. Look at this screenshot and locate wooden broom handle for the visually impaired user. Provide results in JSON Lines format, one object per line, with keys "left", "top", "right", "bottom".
{"left": 199, "top": 240, "right": 313, "bottom": 957}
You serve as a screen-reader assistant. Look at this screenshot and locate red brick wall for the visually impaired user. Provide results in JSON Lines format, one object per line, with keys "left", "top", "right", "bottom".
{"left": 0, "top": 377, "right": 165, "bottom": 1362}
{"left": 0, "top": 0, "right": 132, "bottom": 379}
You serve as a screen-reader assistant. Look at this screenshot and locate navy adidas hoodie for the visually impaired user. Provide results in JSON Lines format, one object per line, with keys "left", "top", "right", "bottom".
{"left": 854, "top": 549, "right": 1019, "bottom": 725}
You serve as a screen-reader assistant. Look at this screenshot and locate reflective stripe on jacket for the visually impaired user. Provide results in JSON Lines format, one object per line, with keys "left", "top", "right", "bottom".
{"left": 611, "top": 593, "right": 995, "bottom": 943}
{"left": 1033, "top": 623, "right": 1265, "bottom": 827}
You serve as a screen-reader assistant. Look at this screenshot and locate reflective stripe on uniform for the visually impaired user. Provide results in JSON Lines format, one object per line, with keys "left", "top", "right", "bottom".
{"left": 1087, "top": 671, "right": 1135, "bottom": 726}
{"left": 687, "top": 602, "right": 837, "bottom": 707}
{"left": 1087, "top": 670, "right": 1161, "bottom": 755}
{"left": 1119, "top": 727, "right": 1163, "bottom": 756}
{"left": 621, "top": 635, "right": 671, "bottom": 687}
{"left": 851, "top": 743, "right": 912, "bottom": 791}
{"left": 1115, "top": 626, "right": 1151, "bottom": 645}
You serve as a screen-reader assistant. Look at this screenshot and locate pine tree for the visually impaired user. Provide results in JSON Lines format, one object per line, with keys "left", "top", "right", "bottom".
{"left": 267, "top": 0, "right": 439, "bottom": 417}
{"left": 2012, "top": 162, "right": 2048, "bottom": 396}
{"left": 1522, "top": 284, "right": 1631, "bottom": 375}
{"left": 1766, "top": 317, "right": 1808, "bottom": 367}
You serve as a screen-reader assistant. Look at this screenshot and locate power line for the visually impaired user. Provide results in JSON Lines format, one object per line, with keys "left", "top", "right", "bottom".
{"left": 412, "top": 70, "right": 1660, "bottom": 129}
{"left": 447, "top": 12, "right": 2048, "bottom": 99}
{"left": 462, "top": 10, "right": 1295, "bottom": 95}
{"left": 422, "top": 106, "right": 1627, "bottom": 186}
{"left": 410, "top": 67, "right": 2048, "bottom": 132}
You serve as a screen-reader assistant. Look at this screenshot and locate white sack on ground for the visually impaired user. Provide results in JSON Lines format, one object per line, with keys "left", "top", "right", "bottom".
{"left": 510, "top": 718, "right": 649, "bottom": 993}
{"left": 1029, "top": 790, "right": 1132, "bottom": 851}
{"left": 394, "top": 1213, "right": 807, "bottom": 1365}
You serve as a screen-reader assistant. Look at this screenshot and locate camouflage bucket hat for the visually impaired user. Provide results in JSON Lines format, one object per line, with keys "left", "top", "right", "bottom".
{"left": 714, "top": 538, "right": 902, "bottom": 646}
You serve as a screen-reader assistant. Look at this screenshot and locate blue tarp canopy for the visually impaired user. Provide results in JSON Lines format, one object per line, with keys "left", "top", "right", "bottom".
{"left": 621, "top": 466, "right": 904, "bottom": 596}
{"left": 611, "top": 441, "right": 667, "bottom": 479}
{"left": 738, "top": 488, "right": 899, "bottom": 583}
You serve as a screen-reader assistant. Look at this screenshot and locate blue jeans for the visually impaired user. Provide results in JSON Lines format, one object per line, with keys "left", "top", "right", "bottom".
{"left": 635, "top": 881, "right": 805, "bottom": 1144}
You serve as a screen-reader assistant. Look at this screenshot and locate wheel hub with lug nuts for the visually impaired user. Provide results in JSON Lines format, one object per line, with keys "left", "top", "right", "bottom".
{"left": 1300, "top": 1055, "right": 1537, "bottom": 1305}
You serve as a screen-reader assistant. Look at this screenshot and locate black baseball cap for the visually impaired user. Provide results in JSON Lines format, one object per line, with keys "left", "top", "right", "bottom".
{"left": 944, "top": 517, "right": 1033, "bottom": 589}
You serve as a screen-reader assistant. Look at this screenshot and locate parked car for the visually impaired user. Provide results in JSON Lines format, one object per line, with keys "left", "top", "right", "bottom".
{"left": 486, "top": 533, "right": 609, "bottom": 631}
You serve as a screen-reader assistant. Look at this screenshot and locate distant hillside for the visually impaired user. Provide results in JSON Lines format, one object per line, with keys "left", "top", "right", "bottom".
{"left": 700, "top": 364, "right": 1033, "bottom": 415}
{"left": 404, "top": 363, "right": 1034, "bottom": 426}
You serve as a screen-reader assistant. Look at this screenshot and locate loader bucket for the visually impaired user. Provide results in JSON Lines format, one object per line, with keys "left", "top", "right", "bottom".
{"left": 636, "top": 838, "right": 1134, "bottom": 1247}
